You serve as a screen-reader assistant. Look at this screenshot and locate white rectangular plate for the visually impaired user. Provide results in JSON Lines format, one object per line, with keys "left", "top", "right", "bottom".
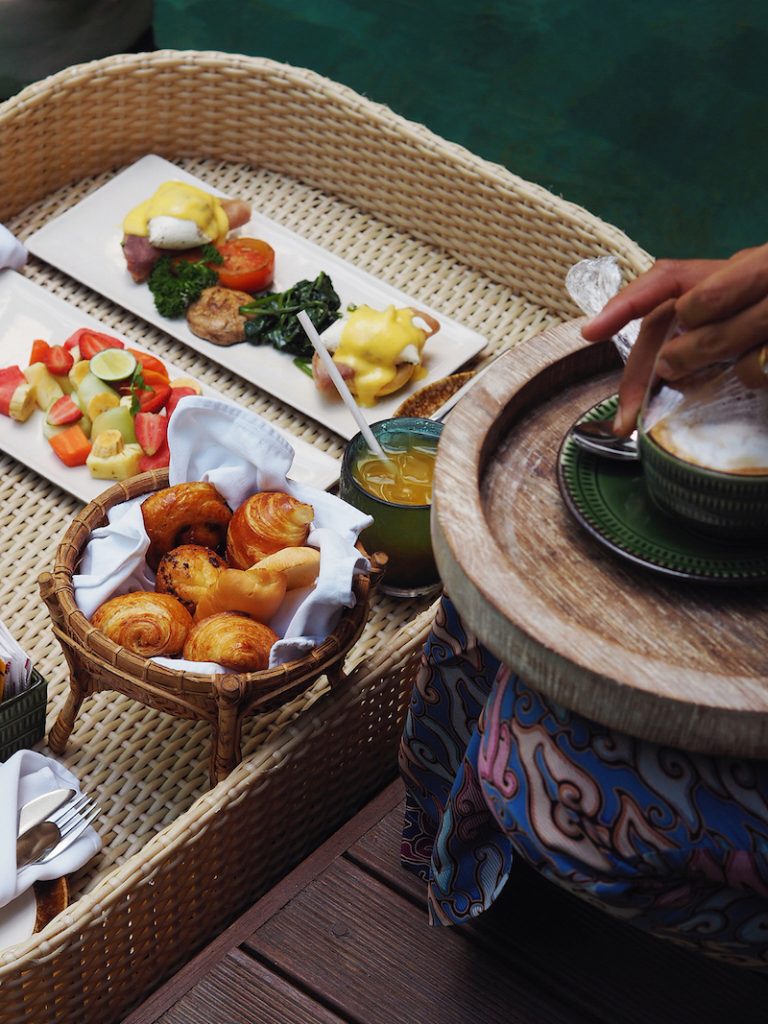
{"left": 0, "top": 270, "right": 340, "bottom": 502}
{"left": 26, "top": 154, "right": 487, "bottom": 439}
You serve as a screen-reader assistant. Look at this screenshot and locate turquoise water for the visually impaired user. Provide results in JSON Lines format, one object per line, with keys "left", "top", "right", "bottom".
{"left": 154, "top": 1, "right": 768, "bottom": 259}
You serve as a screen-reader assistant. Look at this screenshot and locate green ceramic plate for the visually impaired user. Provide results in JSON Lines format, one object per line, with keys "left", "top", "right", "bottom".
{"left": 557, "top": 395, "right": 768, "bottom": 585}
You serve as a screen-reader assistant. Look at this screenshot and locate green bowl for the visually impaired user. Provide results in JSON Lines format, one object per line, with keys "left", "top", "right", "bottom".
{"left": 638, "top": 429, "right": 768, "bottom": 540}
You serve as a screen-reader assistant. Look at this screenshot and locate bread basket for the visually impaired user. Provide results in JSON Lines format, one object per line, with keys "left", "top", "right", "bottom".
{"left": 40, "top": 468, "right": 376, "bottom": 787}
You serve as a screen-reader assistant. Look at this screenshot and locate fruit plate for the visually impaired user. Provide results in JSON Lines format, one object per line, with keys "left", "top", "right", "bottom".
{"left": 0, "top": 270, "right": 340, "bottom": 502}
{"left": 25, "top": 154, "right": 488, "bottom": 440}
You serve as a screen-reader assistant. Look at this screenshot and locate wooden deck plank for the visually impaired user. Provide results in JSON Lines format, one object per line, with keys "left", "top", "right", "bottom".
{"left": 344, "top": 799, "right": 426, "bottom": 904}
{"left": 123, "top": 781, "right": 405, "bottom": 1024}
{"left": 244, "top": 857, "right": 599, "bottom": 1024}
{"left": 129, "top": 778, "right": 768, "bottom": 1024}
{"left": 348, "top": 795, "right": 768, "bottom": 1024}
{"left": 155, "top": 948, "right": 347, "bottom": 1024}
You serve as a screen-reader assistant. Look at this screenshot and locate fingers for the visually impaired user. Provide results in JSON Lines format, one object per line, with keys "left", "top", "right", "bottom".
{"left": 676, "top": 243, "right": 768, "bottom": 328}
{"left": 655, "top": 293, "right": 768, "bottom": 379}
{"left": 581, "top": 259, "right": 725, "bottom": 342}
{"left": 613, "top": 300, "right": 676, "bottom": 436}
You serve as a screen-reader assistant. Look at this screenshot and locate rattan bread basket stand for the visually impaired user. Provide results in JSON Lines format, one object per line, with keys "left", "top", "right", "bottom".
{"left": 39, "top": 469, "right": 378, "bottom": 787}
{"left": 0, "top": 48, "right": 651, "bottom": 1024}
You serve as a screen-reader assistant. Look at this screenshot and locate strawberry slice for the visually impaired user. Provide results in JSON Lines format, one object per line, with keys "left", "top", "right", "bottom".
{"left": 136, "top": 384, "right": 171, "bottom": 414}
{"left": 46, "top": 394, "right": 83, "bottom": 426}
{"left": 64, "top": 328, "right": 125, "bottom": 359}
{"left": 138, "top": 441, "right": 171, "bottom": 473}
{"left": 134, "top": 411, "right": 168, "bottom": 456}
{"left": 29, "top": 339, "right": 50, "bottom": 365}
{"left": 166, "top": 386, "right": 198, "bottom": 418}
{"left": 43, "top": 344, "right": 74, "bottom": 377}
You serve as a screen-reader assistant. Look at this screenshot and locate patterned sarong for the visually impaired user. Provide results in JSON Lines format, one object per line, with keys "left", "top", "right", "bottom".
{"left": 399, "top": 595, "right": 768, "bottom": 969}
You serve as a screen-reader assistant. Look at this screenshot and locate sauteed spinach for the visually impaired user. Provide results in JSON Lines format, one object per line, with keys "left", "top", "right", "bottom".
{"left": 239, "top": 272, "right": 341, "bottom": 359}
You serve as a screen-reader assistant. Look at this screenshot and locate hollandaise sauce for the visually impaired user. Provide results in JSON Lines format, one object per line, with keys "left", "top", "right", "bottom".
{"left": 123, "top": 180, "right": 228, "bottom": 246}
{"left": 353, "top": 439, "right": 436, "bottom": 506}
{"left": 331, "top": 305, "right": 428, "bottom": 407}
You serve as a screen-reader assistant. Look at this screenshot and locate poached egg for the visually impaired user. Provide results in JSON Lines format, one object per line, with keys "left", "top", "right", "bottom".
{"left": 321, "top": 305, "right": 432, "bottom": 406}
{"left": 123, "top": 180, "right": 229, "bottom": 250}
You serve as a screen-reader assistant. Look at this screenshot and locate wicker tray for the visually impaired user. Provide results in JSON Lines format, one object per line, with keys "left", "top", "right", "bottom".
{"left": 0, "top": 50, "right": 650, "bottom": 1023}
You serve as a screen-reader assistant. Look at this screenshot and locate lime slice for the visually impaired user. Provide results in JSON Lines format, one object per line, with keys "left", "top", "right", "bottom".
{"left": 89, "top": 348, "right": 138, "bottom": 383}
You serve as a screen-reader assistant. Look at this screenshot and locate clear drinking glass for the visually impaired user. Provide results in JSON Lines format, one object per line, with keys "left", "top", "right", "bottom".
{"left": 339, "top": 417, "right": 443, "bottom": 598}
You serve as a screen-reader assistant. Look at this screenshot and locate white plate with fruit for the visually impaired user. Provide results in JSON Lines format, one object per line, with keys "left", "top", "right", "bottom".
{"left": 0, "top": 270, "right": 340, "bottom": 502}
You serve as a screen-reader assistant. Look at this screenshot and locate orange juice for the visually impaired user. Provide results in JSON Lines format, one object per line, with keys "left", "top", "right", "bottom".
{"left": 340, "top": 417, "right": 443, "bottom": 597}
{"left": 352, "top": 439, "right": 436, "bottom": 506}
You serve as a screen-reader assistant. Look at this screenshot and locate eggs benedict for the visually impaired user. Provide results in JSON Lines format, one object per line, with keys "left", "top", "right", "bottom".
{"left": 312, "top": 305, "right": 440, "bottom": 406}
{"left": 121, "top": 180, "right": 251, "bottom": 282}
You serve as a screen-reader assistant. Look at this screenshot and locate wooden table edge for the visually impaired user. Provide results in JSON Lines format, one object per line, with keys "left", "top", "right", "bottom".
{"left": 432, "top": 319, "right": 768, "bottom": 757}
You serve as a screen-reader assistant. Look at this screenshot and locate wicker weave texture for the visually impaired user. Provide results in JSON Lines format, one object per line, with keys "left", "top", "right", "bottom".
{"left": 0, "top": 50, "right": 650, "bottom": 1024}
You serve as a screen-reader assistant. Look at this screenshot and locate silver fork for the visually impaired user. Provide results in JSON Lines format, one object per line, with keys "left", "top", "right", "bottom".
{"left": 40, "top": 795, "right": 99, "bottom": 864}
{"left": 17, "top": 794, "right": 99, "bottom": 868}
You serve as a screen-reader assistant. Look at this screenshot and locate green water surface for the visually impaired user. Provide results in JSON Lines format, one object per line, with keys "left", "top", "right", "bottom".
{"left": 154, "top": 0, "right": 768, "bottom": 259}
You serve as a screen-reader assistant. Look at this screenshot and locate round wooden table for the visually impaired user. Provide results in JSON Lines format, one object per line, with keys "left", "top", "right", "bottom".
{"left": 432, "top": 320, "right": 768, "bottom": 758}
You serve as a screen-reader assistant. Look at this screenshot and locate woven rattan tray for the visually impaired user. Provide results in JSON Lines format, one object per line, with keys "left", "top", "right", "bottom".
{"left": 0, "top": 50, "right": 650, "bottom": 1023}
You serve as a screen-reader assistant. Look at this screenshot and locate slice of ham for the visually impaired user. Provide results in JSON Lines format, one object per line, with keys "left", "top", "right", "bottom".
{"left": 122, "top": 196, "right": 252, "bottom": 283}
{"left": 312, "top": 351, "right": 355, "bottom": 394}
{"left": 219, "top": 198, "right": 251, "bottom": 231}
{"left": 122, "top": 233, "right": 163, "bottom": 283}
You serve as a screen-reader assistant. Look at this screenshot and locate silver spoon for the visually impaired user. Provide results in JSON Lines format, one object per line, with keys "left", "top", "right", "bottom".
{"left": 570, "top": 419, "right": 639, "bottom": 461}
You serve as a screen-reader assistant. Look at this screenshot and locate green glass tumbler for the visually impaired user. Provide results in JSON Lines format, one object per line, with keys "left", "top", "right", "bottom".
{"left": 339, "top": 417, "right": 444, "bottom": 598}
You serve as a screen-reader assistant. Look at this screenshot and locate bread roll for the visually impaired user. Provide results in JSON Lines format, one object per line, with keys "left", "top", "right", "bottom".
{"left": 254, "top": 546, "right": 321, "bottom": 590}
{"left": 141, "top": 482, "right": 232, "bottom": 570}
{"left": 194, "top": 567, "right": 287, "bottom": 622}
{"left": 183, "top": 612, "right": 278, "bottom": 672}
{"left": 155, "top": 544, "right": 228, "bottom": 615}
{"left": 226, "top": 491, "right": 314, "bottom": 569}
{"left": 92, "top": 591, "right": 192, "bottom": 657}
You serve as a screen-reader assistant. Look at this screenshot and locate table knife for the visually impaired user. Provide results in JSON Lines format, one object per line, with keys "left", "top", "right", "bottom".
{"left": 16, "top": 820, "right": 62, "bottom": 868}
{"left": 17, "top": 788, "right": 75, "bottom": 835}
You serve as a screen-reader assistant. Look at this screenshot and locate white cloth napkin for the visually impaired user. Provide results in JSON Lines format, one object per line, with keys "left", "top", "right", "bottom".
{"left": 74, "top": 396, "right": 373, "bottom": 668}
{"left": 0, "top": 224, "right": 27, "bottom": 271}
{"left": 0, "top": 618, "right": 32, "bottom": 699}
{"left": 0, "top": 750, "right": 101, "bottom": 910}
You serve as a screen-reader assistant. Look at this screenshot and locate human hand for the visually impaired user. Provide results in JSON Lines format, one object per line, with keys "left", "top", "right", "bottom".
{"left": 581, "top": 245, "right": 768, "bottom": 435}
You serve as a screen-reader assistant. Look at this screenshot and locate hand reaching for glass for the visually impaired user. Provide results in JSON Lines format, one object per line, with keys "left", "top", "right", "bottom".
{"left": 581, "top": 244, "right": 768, "bottom": 435}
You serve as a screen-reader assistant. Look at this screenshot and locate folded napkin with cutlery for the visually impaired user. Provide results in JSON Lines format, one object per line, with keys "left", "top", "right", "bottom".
{"left": 0, "top": 224, "right": 27, "bottom": 272}
{"left": 0, "top": 750, "right": 101, "bottom": 910}
{"left": 73, "top": 396, "right": 372, "bottom": 668}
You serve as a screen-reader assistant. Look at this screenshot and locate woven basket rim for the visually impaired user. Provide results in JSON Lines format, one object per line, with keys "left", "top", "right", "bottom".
{"left": 47, "top": 469, "right": 371, "bottom": 687}
{"left": 0, "top": 49, "right": 651, "bottom": 275}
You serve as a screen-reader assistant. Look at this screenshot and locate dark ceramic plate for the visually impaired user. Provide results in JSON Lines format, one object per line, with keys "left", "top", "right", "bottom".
{"left": 557, "top": 395, "right": 768, "bottom": 585}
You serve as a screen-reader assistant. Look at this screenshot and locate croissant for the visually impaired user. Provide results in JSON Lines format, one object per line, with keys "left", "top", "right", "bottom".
{"left": 183, "top": 612, "right": 278, "bottom": 672}
{"left": 142, "top": 482, "right": 232, "bottom": 570}
{"left": 226, "top": 492, "right": 314, "bottom": 569}
{"left": 155, "top": 545, "right": 228, "bottom": 615}
{"left": 254, "top": 546, "right": 321, "bottom": 590}
{"left": 194, "top": 567, "right": 287, "bottom": 622}
{"left": 92, "top": 591, "right": 193, "bottom": 657}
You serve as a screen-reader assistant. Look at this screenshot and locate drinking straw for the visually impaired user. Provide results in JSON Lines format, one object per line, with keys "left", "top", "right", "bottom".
{"left": 297, "top": 310, "right": 391, "bottom": 463}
